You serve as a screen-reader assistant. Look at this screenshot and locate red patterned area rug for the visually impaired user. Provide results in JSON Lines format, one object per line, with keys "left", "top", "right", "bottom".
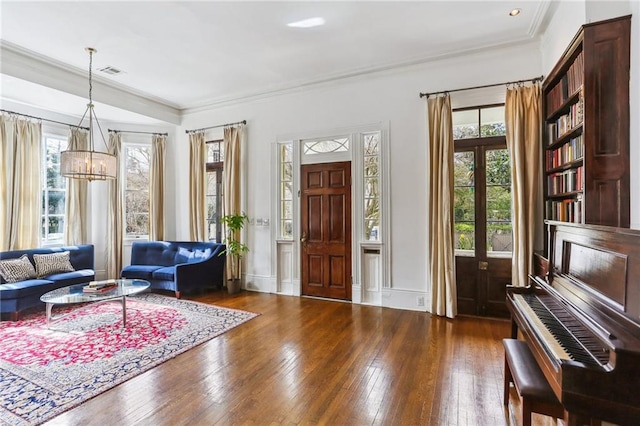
{"left": 0, "top": 294, "right": 258, "bottom": 425}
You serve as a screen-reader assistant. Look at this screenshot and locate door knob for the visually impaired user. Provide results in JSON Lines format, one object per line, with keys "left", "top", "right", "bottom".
{"left": 300, "top": 232, "right": 307, "bottom": 246}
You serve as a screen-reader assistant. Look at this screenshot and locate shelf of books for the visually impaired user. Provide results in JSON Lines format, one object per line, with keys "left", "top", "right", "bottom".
{"left": 542, "top": 15, "right": 631, "bottom": 233}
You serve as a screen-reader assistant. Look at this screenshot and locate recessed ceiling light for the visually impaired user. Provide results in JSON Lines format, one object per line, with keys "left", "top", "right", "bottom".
{"left": 287, "top": 17, "right": 325, "bottom": 28}
{"left": 509, "top": 8, "right": 521, "bottom": 16}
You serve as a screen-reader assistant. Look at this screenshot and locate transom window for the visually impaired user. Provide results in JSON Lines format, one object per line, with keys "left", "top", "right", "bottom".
{"left": 42, "top": 135, "right": 68, "bottom": 244}
{"left": 453, "top": 105, "right": 506, "bottom": 139}
{"left": 303, "top": 137, "right": 349, "bottom": 155}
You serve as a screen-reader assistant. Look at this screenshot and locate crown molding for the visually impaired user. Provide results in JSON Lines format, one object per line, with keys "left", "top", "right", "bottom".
{"left": 528, "top": 1, "right": 555, "bottom": 37}
{"left": 183, "top": 35, "right": 541, "bottom": 115}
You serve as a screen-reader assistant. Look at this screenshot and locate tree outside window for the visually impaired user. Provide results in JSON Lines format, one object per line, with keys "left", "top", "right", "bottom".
{"left": 124, "top": 145, "right": 150, "bottom": 236}
{"left": 206, "top": 140, "right": 224, "bottom": 242}
{"left": 453, "top": 105, "right": 512, "bottom": 254}
{"left": 42, "top": 136, "right": 67, "bottom": 244}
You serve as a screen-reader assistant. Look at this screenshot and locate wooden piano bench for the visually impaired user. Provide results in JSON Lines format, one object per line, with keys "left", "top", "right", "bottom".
{"left": 503, "top": 339, "right": 565, "bottom": 426}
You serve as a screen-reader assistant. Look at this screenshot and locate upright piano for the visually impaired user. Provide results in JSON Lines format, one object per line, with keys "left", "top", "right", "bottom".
{"left": 506, "top": 221, "right": 640, "bottom": 425}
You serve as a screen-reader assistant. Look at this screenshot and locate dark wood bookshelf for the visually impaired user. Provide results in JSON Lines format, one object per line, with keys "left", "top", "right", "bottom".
{"left": 542, "top": 15, "right": 631, "bottom": 228}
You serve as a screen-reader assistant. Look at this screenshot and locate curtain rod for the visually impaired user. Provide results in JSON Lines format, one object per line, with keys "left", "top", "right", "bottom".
{"left": 108, "top": 129, "right": 168, "bottom": 136}
{"left": 419, "top": 75, "right": 544, "bottom": 99}
{"left": 1, "top": 108, "right": 90, "bottom": 130}
{"left": 185, "top": 119, "right": 246, "bottom": 134}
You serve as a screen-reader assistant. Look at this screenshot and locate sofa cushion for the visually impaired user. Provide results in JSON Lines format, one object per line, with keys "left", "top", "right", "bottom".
{"left": 176, "top": 247, "right": 213, "bottom": 264}
{"left": 46, "top": 269, "right": 95, "bottom": 284}
{"left": 152, "top": 266, "right": 175, "bottom": 281}
{"left": 0, "top": 279, "right": 56, "bottom": 299}
{"left": 0, "top": 254, "right": 37, "bottom": 283}
{"left": 33, "top": 251, "right": 75, "bottom": 278}
{"left": 121, "top": 265, "right": 162, "bottom": 280}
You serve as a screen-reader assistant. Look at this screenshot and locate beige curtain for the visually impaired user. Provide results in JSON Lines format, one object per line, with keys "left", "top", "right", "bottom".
{"left": 223, "top": 125, "right": 244, "bottom": 280}
{"left": 106, "top": 132, "right": 123, "bottom": 278}
{"left": 0, "top": 115, "right": 42, "bottom": 251}
{"left": 428, "top": 95, "right": 457, "bottom": 318}
{"left": 189, "top": 132, "right": 206, "bottom": 241}
{"left": 150, "top": 134, "right": 166, "bottom": 240}
{"left": 505, "top": 83, "right": 542, "bottom": 286}
{"left": 64, "top": 128, "right": 89, "bottom": 245}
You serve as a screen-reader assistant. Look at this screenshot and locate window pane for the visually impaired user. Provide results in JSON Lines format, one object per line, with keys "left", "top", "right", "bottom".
{"left": 280, "top": 143, "right": 292, "bottom": 163}
{"left": 363, "top": 132, "right": 381, "bottom": 241}
{"left": 47, "top": 190, "right": 66, "bottom": 215}
{"left": 488, "top": 222, "right": 512, "bottom": 252}
{"left": 282, "top": 182, "right": 293, "bottom": 201}
{"left": 364, "top": 155, "right": 378, "bottom": 177}
{"left": 454, "top": 151, "right": 475, "bottom": 251}
{"left": 281, "top": 163, "right": 293, "bottom": 181}
{"left": 303, "top": 137, "right": 349, "bottom": 154}
{"left": 47, "top": 216, "right": 65, "bottom": 241}
{"left": 126, "top": 213, "right": 149, "bottom": 235}
{"left": 279, "top": 142, "right": 293, "bottom": 239}
{"left": 486, "top": 149, "right": 510, "bottom": 186}
{"left": 207, "top": 141, "right": 224, "bottom": 163}
{"left": 364, "top": 133, "right": 379, "bottom": 155}
{"left": 486, "top": 148, "right": 512, "bottom": 253}
{"left": 453, "top": 110, "right": 479, "bottom": 139}
{"left": 282, "top": 200, "right": 292, "bottom": 219}
{"left": 42, "top": 136, "right": 68, "bottom": 244}
{"left": 126, "top": 191, "right": 149, "bottom": 213}
{"left": 486, "top": 186, "right": 511, "bottom": 221}
{"left": 281, "top": 220, "right": 293, "bottom": 238}
{"left": 480, "top": 106, "right": 506, "bottom": 137}
{"left": 125, "top": 146, "right": 150, "bottom": 237}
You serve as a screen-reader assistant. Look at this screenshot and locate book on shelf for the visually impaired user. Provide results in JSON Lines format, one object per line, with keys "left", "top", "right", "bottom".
{"left": 545, "top": 197, "right": 583, "bottom": 223}
{"left": 546, "top": 135, "right": 584, "bottom": 168}
{"left": 566, "top": 51, "right": 584, "bottom": 96}
{"left": 547, "top": 166, "right": 584, "bottom": 195}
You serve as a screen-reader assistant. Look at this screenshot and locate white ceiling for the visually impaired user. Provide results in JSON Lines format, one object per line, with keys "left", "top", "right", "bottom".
{"left": 0, "top": 1, "right": 551, "bottom": 123}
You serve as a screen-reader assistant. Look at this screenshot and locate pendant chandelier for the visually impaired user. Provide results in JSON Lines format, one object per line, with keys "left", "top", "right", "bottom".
{"left": 60, "top": 47, "right": 116, "bottom": 181}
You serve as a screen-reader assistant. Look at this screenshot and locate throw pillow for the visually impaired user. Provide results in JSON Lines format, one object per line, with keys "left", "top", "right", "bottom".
{"left": 0, "top": 254, "right": 37, "bottom": 283}
{"left": 33, "top": 251, "right": 75, "bottom": 278}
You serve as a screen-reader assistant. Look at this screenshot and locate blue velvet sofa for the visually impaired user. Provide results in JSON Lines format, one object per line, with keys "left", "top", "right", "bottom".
{"left": 0, "top": 245, "right": 95, "bottom": 320}
{"left": 120, "top": 241, "right": 225, "bottom": 298}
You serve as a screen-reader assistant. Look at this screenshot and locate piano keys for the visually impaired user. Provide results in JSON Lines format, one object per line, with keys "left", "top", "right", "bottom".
{"left": 506, "top": 221, "right": 640, "bottom": 425}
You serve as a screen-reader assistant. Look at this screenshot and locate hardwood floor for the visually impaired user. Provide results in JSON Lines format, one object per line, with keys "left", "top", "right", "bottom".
{"left": 46, "top": 290, "right": 560, "bottom": 425}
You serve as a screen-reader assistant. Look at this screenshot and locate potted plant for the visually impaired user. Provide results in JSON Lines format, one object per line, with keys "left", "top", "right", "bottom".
{"left": 220, "top": 212, "right": 249, "bottom": 294}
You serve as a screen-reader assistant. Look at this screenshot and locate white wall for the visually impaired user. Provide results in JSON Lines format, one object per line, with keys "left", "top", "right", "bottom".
{"left": 177, "top": 41, "right": 541, "bottom": 310}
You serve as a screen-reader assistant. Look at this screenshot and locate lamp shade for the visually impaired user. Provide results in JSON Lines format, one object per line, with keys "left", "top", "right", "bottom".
{"left": 60, "top": 149, "right": 117, "bottom": 181}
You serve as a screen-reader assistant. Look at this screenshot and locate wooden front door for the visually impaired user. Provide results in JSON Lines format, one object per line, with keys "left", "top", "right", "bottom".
{"left": 301, "top": 161, "right": 352, "bottom": 300}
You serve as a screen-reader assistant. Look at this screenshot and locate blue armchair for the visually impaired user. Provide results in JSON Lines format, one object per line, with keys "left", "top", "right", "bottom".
{"left": 120, "top": 241, "right": 225, "bottom": 298}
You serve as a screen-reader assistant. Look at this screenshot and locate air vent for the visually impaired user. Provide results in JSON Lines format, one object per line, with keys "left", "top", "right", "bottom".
{"left": 98, "top": 66, "right": 123, "bottom": 75}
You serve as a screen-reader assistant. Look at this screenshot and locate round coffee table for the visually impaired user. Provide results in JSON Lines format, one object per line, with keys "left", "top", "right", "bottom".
{"left": 40, "top": 279, "right": 150, "bottom": 327}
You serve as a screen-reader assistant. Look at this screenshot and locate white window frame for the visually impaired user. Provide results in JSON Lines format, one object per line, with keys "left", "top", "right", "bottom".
{"left": 122, "top": 142, "right": 151, "bottom": 241}
{"left": 41, "top": 133, "right": 69, "bottom": 247}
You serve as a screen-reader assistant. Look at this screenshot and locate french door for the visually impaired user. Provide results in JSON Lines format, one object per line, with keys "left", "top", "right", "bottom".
{"left": 454, "top": 138, "right": 512, "bottom": 317}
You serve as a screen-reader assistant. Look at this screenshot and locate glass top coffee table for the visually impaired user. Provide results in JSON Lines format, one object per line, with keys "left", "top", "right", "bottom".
{"left": 40, "top": 279, "right": 150, "bottom": 327}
